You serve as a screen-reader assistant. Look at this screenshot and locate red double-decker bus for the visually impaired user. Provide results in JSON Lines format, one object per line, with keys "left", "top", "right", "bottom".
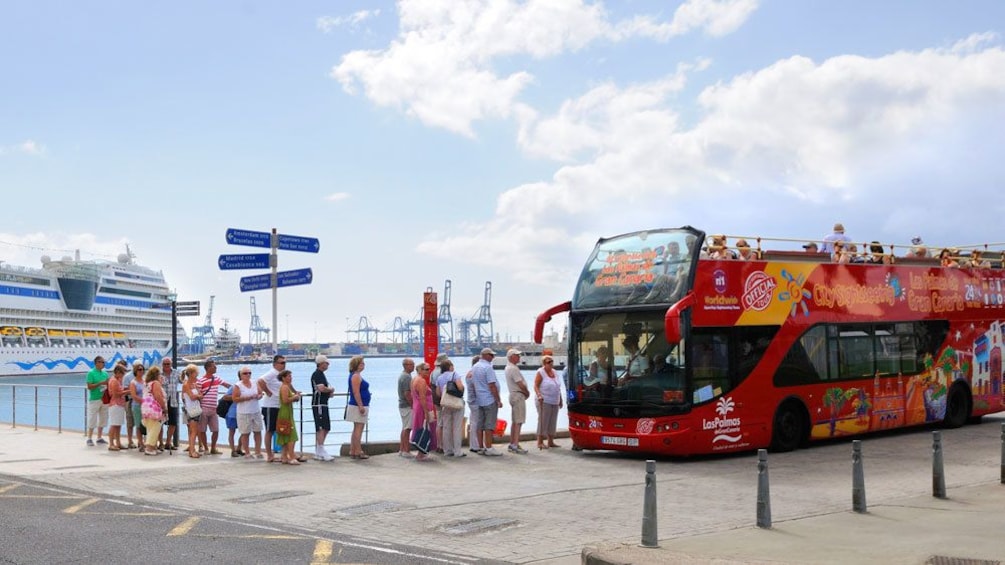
{"left": 535, "top": 227, "right": 1005, "bottom": 455}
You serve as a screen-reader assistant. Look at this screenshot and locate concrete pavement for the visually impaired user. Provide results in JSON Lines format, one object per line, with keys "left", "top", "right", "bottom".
{"left": 2, "top": 415, "right": 1005, "bottom": 564}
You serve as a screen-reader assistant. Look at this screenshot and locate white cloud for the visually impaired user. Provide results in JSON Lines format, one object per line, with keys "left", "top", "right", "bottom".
{"left": 332, "top": 0, "right": 755, "bottom": 137}
{"left": 324, "top": 192, "right": 351, "bottom": 202}
{"left": 418, "top": 36, "right": 1005, "bottom": 282}
{"left": 317, "top": 10, "right": 381, "bottom": 33}
{"left": 0, "top": 140, "right": 46, "bottom": 156}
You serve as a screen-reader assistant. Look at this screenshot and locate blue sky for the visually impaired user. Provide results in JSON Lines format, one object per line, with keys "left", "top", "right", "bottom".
{"left": 2, "top": 1, "right": 1005, "bottom": 345}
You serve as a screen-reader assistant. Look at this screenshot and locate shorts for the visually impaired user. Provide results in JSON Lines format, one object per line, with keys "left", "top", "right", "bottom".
{"left": 225, "top": 416, "right": 238, "bottom": 430}
{"left": 344, "top": 404, "right": 367, "bottom": 424}
{"left": 165, "top": 404, "right": 178, "bottom": 427}
{"left": 108, "top": 405, "right": 126, "bottom": 427}
{"left": 261, "top": 407, "right": 280, "bottom": 433}
{"left": 237, "top": 412, "right": 263, "bottom": 434}
{"left": 399, "top": 407, "right": 413, "bottom": 430}
{"left": 86, "top": 399, "right": 108, "bottom": 429}
{"left": 312, "top": 405, "right": 331, "bottom": 431}
{"left": 477, "top": 403, "right": 499, "bottom": 431}
{"left": 509, "top": 394, "right": 527, "bottom": 424}
{"left": 198, "top": 411, "right": 219, "bottom": 433}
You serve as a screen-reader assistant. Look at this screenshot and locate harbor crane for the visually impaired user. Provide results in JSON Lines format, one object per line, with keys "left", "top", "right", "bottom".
{"left": 248, "top": 296, "right": 270, "bottom": 345}
{"left": 458, "top": 281, "right": 493, "bottom": 353}
{"left": 346, "top": 316, "right": 380, "bottom": 344}
{"left": 385, "top": 316, "right": 414, "bottom": 344}
{"left": 438, "top": 279, "right": 454, "bottom": 349}
{"left": 190, "top": 295, "right": 216, "bottom": 354}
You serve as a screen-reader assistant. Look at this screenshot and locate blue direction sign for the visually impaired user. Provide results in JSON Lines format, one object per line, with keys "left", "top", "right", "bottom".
{"left": 218, "top": 253, "right": 270, "bottom": 270}
{"left": 239, "top": 268, "right": 313, "bottom": 292}
{"left": 278, "top": 268, "right": 313, "bottom": 288}
{"left": 277, "top": 234, "right": 321, "bottom": 253}
{"left": 226, "top": 228, "right": 271, "bottom": 249}
{"left": 239, "top": 273, "right": 272, "bottom": 292}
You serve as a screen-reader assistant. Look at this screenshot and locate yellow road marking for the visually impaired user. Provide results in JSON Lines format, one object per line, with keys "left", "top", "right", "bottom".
{"left": 63, "top": 498, "right": 98, "bottom": 514}
{"left": 2, "top": 495, "right": 85, "bottom": 499}
{"left": 80, "top": 511, "right": 176, "bottom": 517}
{"left": 312, "top": 540, "right": 333, "bottom": 564}
{"left": 0, "top": 483, "right": 20, "bottom": 495}
{"left": 167, "top": 516, "right": 200, "bottom": 536}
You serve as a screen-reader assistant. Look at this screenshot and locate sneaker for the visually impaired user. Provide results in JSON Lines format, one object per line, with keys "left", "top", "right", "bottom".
{"left": 483, "top": 447, "right": 503, "bottom": 456}
{"left": 469, "top": 448, "right": 483, "bottom": 454}
{"left": 86, "top": 439, "right": 94, "bottom": 447}
{"left": 508, "top": 445, "right": 528, "bottom": 454}
{"left": 455, "top": 452, "right": 467, "bottom": 457}
{"left": 96, "top": 438, "right": 107, "bottom": 445}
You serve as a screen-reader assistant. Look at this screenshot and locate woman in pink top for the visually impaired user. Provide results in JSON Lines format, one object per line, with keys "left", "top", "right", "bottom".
{"left": 410, "top": 363, "right": 435, "bottom": 461}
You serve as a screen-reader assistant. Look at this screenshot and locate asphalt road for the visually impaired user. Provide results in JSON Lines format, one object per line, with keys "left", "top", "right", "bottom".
{"left": 0, "top": 476, "right": 495, "bottom": 565}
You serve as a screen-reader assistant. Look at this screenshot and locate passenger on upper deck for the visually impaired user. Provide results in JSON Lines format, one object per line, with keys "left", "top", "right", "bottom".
{"left": 734, "top": 239, "right": 758, "bottom": 261}
{"left": 866, "top": 241, "right": 894, "bottom": 264}
{"left": 939, "top": 248, "right": 960, "bottom": 268}
{"left": 905, "top": 237, "right": 928, "bottom": 258}
{"left": 832, "top": 241, "right": 850, "bottom": 263}
{"left": 965, "top": 250, "right": 991, "bottom": 268}
{"left": 821, "top": 223, "right": 852, "bottom": 253}
{"left": 802, "top": 242, "right": 819, "bottom": 253}
{"left": 847, "top": 243, "right": 866, "bottom": 263}
{"left": 707, "top": 235, "right": 736, "bottom": 260}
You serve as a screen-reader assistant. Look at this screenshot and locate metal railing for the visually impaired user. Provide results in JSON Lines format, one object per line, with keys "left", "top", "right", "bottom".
{"left": 0, "top": 385, "right": 368, "bottom": 454}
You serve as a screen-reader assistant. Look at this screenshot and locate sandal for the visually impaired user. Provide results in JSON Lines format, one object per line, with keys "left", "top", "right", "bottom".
{"left": 188, "top": 452, "right": 201, "bottom": 459}
{"left": 295, "top": 456, "right": 309, "bottom": 463}
{"left": 288, "top": 460, "right": 301, "bottom": 466}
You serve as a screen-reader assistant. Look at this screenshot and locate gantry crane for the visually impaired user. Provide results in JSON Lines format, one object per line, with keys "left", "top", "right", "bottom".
{"left": 249, "top": 296, "right": 270, "bottom": 345}
{"left": 190, "top": 295, "right": 216, "bottom": 354}
{"left": 458, "top": 282, "right": 493, "bottom": 353}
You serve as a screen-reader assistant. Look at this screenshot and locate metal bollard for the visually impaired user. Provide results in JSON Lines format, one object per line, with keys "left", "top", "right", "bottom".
{"left": 641, "top": 460, "right": 659, "bottom": 548}
{"left": 756, "top": 449, "right": 771, "bottom": 529}
{"left": 1000, "top": 423, "right": 1005, "bottom": 485}
{"left": 932, "top": 431, "right": 946, "bottom": 499}
{"left": 852, "top": 440, "right": 867, "bottom": 513}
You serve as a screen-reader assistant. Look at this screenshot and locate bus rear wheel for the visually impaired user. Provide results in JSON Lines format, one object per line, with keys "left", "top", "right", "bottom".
{"left": 770, "top": 401, "right": 807, "bottom": 452}
{"left": 942, "top": 384, "right": 971, "bottom": 429}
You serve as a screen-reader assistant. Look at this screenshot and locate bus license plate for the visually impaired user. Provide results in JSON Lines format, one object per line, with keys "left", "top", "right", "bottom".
{"left": 601, "top": 436, "right": 639, "bottom": 447}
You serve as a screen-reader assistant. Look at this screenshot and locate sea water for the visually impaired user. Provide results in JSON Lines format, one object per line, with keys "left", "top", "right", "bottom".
{"left": 0, "top": 356, "right": 567, "bottom": 444}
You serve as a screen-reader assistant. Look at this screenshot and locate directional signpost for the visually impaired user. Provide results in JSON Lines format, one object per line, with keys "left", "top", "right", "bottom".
{"left": 222, "top": 227, "right": 320, "bottom": 351}
{"left": 219, "top": 253, "right": 271, "bottom": 270}
{"left": 175, "top": 300, "right": 201, "bottom": 317}
{"left": 225, "top": 228, "right": 272, "bottom": 249}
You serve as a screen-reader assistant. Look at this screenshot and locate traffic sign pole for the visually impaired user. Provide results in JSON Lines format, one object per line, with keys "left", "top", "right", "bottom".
{"left": 272, "top": 228, "right": 278, "bottom": 354}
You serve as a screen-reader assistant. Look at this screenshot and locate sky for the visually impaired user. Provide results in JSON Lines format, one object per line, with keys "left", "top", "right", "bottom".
{"left": 2, "top": 1, "right": 1005, "bottom": 347}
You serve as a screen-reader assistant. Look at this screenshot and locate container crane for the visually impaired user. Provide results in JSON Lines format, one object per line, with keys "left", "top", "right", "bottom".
{"left": 249, "top": 296, "right": 270, "bottom": 345}
{"left": 458, "top": 282, "right": 493, "bottom": 353}
{"left": 438, "top": 279, "right": 454, "bottom": 350}
{"left": 190, "top": 295, "right": 216, "bottom": 354}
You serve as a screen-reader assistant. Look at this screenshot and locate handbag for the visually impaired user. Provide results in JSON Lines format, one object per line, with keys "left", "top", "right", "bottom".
{"left": 101, "top": 387, "right": 111, "bottom": 405}
{"left": 216, "top": 398, "right": 232, "bottom": 419}
{"left": 410, "top": 424, "right": 431, "bottom": 454}
{"left": 276, "top": 418, "right": 292, "bottom": 435}
{"left": 440, "top": 386, "right": 465, "bottom": 410}
{"left": 445, "top": 379, "right": 464, "bottom": 398}
{"left": 184, "top": 394, "right": 202, "bottom": 419}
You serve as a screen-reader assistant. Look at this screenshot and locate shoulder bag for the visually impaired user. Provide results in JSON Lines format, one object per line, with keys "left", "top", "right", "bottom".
{"left": 183, "top": 390, "right": 202, "bottom": 419}
{"left": 141, "top": 384, "right": 164, "bottom": 421}
{"left": 440, "top": 384, "right": 465, "bottom": 410}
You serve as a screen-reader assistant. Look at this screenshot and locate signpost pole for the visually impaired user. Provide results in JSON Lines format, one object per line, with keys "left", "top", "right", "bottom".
{"left": 272, "top": 228, "right": 278, "bottom": 354}
{"left": 171, "top": 299, "right": 179, "bottom": 450}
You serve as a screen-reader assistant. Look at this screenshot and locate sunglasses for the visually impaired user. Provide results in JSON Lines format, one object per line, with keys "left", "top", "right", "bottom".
{"left": 544, "top": 360, "right": 554, "bottom": 364}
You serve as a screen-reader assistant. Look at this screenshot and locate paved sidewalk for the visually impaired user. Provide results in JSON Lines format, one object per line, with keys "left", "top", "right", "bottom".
{"left": 2, "top": 416, "right": 1004, "bottom": 564}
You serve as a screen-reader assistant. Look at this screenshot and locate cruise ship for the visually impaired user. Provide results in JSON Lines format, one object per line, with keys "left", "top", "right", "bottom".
{"left": 0, "top": 248, "right": 174, "bottom": 377}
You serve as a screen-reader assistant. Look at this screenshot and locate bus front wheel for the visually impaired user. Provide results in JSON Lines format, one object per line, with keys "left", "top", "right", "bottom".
{"left": 943, "top": 384, "right": 971, "bottom": 429}
{"left": 770, "top": 401, "right": 807, "bottom": 452}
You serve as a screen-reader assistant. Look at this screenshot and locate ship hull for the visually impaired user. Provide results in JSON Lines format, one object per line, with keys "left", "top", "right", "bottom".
{"left": 0, "top": 346, "right": 171, "bottom": 377}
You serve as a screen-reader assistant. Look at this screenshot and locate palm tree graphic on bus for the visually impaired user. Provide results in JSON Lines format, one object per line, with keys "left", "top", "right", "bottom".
{"left": 778, "top": 269, "right": 812, "bottom": 318}
{"left": 716, "top": 396, "right": 734, "bottom": 416}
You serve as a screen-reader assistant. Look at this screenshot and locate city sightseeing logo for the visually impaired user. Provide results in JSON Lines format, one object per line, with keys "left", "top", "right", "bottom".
{"left": 636, "top": 418, "right": 655, "bottom": 435}
{"left": 742, "top": 271, "right": 777, "bottom": 311}
{"left": 703, "top": 396, "right": 742, "bottom": 444}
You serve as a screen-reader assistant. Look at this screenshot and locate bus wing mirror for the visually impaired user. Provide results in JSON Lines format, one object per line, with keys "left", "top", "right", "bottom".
{"left": 534, "top": 301, "right": 572, "bottom": 344}
{"left": 664, "top": 292, "right": 695, "bottom": 345}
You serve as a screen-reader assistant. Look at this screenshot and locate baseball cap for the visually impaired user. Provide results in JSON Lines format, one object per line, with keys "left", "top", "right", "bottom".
{"left": 506, "top": 348, "right": 522, "bottom": 357}
{"left": 803, "top": 242, "right": 818, "bottom": 250}
{"left": 480, "top": 347, "right": 495, "bottom": 356}
{"left": 315, "top": 354, "right": 328, "bottom": 364}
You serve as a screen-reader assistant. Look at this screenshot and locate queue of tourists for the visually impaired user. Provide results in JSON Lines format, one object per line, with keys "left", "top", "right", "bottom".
{"left": 82, "top": 349, "right": 563, "bottom": 463}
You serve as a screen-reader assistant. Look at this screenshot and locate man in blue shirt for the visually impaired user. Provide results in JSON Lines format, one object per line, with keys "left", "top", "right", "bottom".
{"left": 471, "top": 347, "right": 504, "bottom": 456}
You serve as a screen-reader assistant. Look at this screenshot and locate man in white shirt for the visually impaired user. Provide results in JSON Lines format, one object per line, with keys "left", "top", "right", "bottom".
{"left": 504, "top": 349, "right": 529, "bottom": 454}
{"left": 821, "top": 222, "right": 852, "bottom": 253}
{"left": 256, "top": 354, "right": 285, "bottom": 463}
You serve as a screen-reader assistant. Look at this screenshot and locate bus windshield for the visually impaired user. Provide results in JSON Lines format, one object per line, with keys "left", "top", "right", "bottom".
{"left": 573, "top": 228, "right": 703, "bottom": 309}
{"left": 570, "top": 310, "right": 688, "bottom": 417}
